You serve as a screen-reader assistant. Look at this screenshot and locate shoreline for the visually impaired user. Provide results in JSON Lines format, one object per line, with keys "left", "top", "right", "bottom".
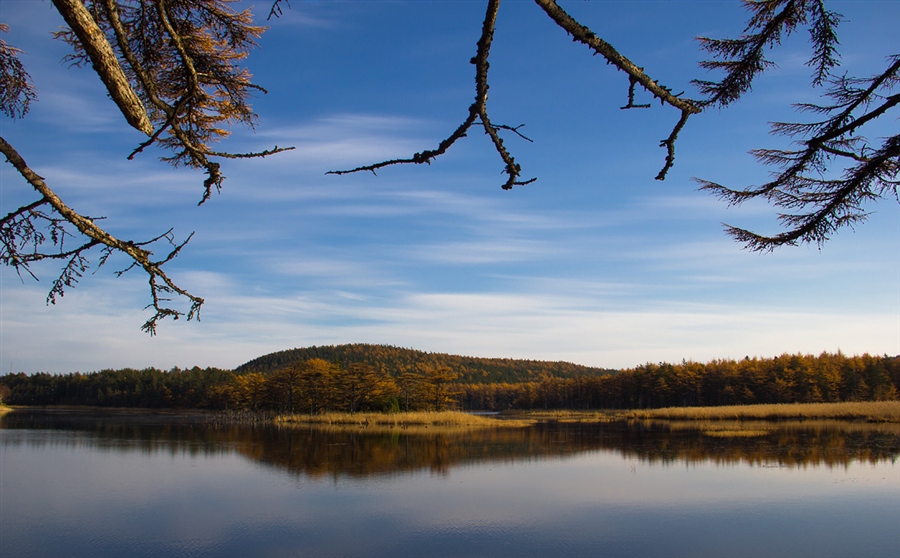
{"left": 3, "top": 401, "right": 899, "bottom": 424}
{"left": 506, "top": 400, "right": 900, "bottom": 423}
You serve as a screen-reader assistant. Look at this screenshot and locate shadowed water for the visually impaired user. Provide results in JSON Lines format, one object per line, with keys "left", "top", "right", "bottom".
{"left": 2, "top": 410, "right": 898, "bottom": 557}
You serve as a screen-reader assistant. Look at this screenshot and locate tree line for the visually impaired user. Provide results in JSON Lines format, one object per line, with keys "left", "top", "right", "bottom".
{"left": 1, "top": 352, "right": 897, "bottom": 412}
{"left": 0, "top": 359, "right": 462, "bottom": 413}
{"left": 228, "top": 359, "right": 459, "bottom": 414}
{"left": 458, "top": 352, "right": 900, "bottom": 411}
{"left": 0, "top": 367, "right": 234, "bottom": 409}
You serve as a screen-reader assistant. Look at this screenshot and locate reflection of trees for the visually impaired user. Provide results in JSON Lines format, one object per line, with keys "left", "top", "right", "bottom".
{"left": 3, "top": 412, "right": 898, "bottom": 478}
{"left": 0, "top": 410, "right": 243, "bottom": 458}
{"left": 615, "top": 421, "right": 900, "bottom": 468}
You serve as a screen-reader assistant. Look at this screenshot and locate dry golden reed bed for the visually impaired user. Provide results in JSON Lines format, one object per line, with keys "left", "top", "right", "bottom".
{"left": 624, "top": 401, "right": 900, "bottom": 422}
{"left": 274, "top": 402, "right": 900, "bottom": 431}
{"left": 274, "top": 410, "right": 527, "bottom": 429}
{"left": 505, "top": 401, "right": 900, "bottom": 423}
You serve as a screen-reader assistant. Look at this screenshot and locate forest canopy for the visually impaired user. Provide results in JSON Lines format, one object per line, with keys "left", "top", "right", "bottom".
{"left": 2, "top": 348, "right": 897, "bottom": 412}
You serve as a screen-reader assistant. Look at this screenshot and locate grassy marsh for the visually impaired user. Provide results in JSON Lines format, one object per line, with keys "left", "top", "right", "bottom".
{"left": 500, "top": 402, "right": 900, "bottom": 438}
{"left": 623, "top": 401, "right": 900, "bottom": 422}
{"left": 701, "top": 429, "right": 771, "bottom": 438}
{"left": 274, "top": 410, "right": 530, "bottom": 429}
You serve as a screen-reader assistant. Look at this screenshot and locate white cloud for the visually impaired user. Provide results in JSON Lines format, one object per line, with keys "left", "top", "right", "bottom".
{"left": 266, "top": 257, "right": 405, "bottom": 289}
{"left": 37, "top": 90, "right": 123, "bottom": 132}
{"left": 245, "top": 114, "right": 437, "bottom": 168}
{"left": 3, "top": 234, "right": 898, "bottom": 374}
{"left": 261, "top": 3, "right": 344, "bottom": 30}
{"left": 405, "top": 239, "right": 556, "bottom": 265}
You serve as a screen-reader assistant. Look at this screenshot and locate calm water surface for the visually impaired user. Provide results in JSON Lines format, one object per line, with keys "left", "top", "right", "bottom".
{"left": 1, "top": 410, "right": 898, "bottom": 558}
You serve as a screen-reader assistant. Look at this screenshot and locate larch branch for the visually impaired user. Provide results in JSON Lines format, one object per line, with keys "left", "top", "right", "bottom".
{"left": 51, "top": 0, "right": 153, "bottom": 135}
{"left": 532, "top": 0, "right": 701, "bottom": 180}
{"left": 329, "top": 0, "right": 534, "bottom": 188}
{"left": 0, "top": 135, "right": 203, "bottom": 333}
{"left": 533, "top": 0, "right": 700, "bottom": 115}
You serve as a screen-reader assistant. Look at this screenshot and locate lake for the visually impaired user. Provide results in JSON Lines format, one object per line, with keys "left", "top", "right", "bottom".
{"left": 1, "top": 410, "right": 898, "bottom": 557}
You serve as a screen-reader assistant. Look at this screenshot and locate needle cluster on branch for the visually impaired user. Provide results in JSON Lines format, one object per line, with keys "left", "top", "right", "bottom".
{"left": 0, "top": 24, "right": 36, "bottom": 119}
{"left": 1, "top": 0, "right": 292, "bottom": 333}
{"left": 52, "top": 0, "right": 293, "bottom": 201}
{"left": 692, "top": 0, "right": 899, "bottom": 250}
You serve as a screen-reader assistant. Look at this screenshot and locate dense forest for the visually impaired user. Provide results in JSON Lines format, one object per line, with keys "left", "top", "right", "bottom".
{"left": 1, "top": 347, "right": 898, "bottom": 413}
{"left": 0, "top": 367, "right": 235, "bottom": 410}
{"left": 459, "top": 353, "right": 900, "bottom": 411}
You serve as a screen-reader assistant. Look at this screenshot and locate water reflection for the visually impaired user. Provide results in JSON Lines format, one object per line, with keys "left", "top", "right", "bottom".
{"left": 3, "top": 411, "right": 899, "bottom": 558}
{"left": 3, "top": 411, "right": 898, "bottom": 478}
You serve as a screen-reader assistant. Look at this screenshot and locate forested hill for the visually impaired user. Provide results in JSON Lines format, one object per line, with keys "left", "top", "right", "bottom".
{"left": 236, "top": 344, "right": 617, "bottom": 384}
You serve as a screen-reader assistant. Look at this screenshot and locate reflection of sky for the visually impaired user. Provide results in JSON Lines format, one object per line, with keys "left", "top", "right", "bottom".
{"left": 2, "top": 431, "right": 898, "bottom": 558}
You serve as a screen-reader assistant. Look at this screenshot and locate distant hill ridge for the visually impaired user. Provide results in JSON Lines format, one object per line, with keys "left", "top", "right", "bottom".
{"left": 236, "top": 343, "right": 617, "bottom": 384}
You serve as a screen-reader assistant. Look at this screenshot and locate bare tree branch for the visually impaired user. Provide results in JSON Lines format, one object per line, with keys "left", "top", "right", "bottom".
{"left": 533, "top": 0, "right": 701, "bottom": 181}
{"left": 268, "top": 0, "right": 290, "bottom": 21}
{"left": 329, "top": 0, "right": 535, "bottom": 189}
{"left": 621, "top": 76, "right": 652, "bottom": 110}
{"left": 0, "top": 136, "right": 203, "bottom": 334}
{"left": 534, "top": 0, "right": 700, "bottom": 116}
{"left": 333, "top": 0, "right": 701, "bottom": 186}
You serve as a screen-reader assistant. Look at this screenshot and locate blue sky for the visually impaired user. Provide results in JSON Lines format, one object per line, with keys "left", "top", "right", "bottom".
{"left": 1, "top": 0, "right": 898, "bottom": 374}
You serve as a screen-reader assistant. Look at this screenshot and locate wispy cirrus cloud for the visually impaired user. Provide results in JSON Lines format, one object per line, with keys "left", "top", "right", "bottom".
{"left": 405, "top": 239, "right": 557, "bottom": 265}
{"left": 245, "top": 113, "right": 437, "bottom": 168}
{"left": 3, "top": 257, "right": 898, "bottom": 374}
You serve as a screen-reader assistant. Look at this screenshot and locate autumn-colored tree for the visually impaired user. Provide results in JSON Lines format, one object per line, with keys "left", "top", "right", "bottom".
{"left": 420, "top": 365, "right": 459, "bottom": 411}
{"left": 270, "top": 362, "right": 306, "bottom": 414}
{"left": 395, "top": 370, "right": 419, "bottom": 412}
{"left": 336, "top": 362, "right": 396, "bottom": 413}
{"left": 230, "top": 372, "right": 268, "bottom": 411}
{"left": 298, "top": 358, "right": 338, "bottom": 415}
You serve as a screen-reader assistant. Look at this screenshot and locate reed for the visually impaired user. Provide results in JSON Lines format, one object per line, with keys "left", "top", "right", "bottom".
{"left": 701, "top": 429, "right": 771, "bottom": 438}
{"left": 500, "top": 409, "right": 625, "bottom": 423}
{"left": 274, "top": 410, "right": 527, "bottom": 428}
{"left": 624, "top": 401, "right": 900, "bottom": 422}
